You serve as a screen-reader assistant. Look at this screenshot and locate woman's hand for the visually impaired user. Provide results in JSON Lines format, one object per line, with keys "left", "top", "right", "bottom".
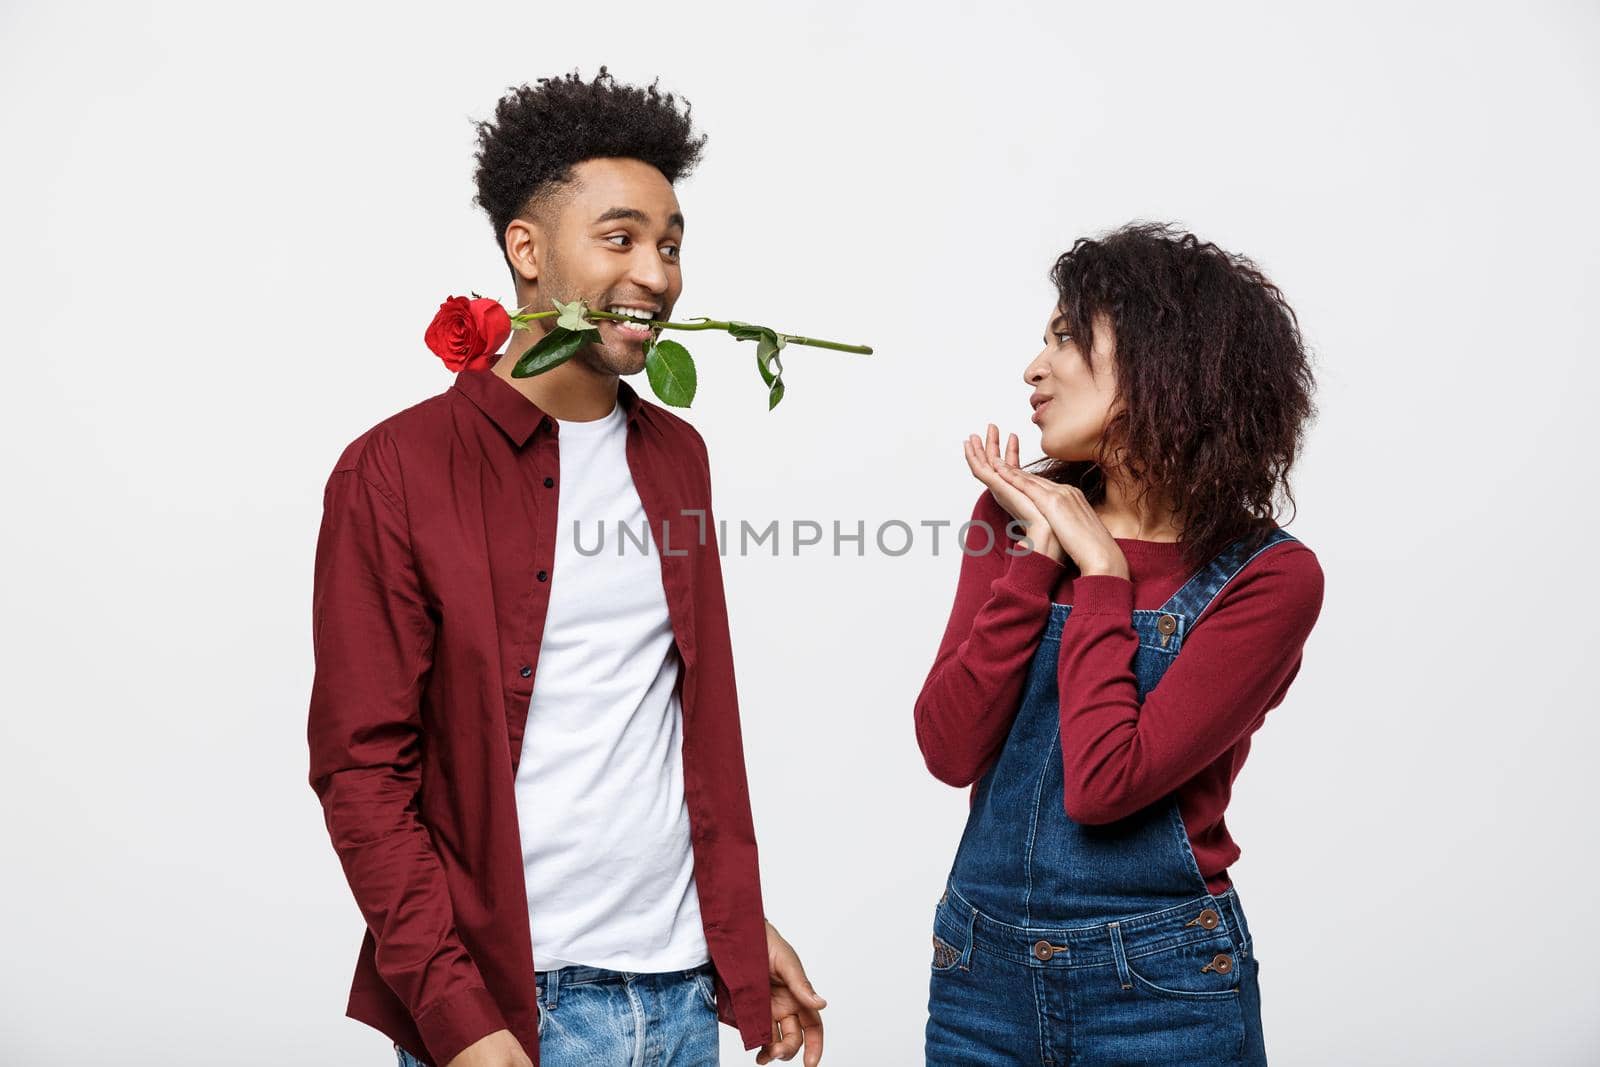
{"left": 991, "top": 463, "right": 1130, "bottom": 579}
{"left": 964, "top": 424, "right": 1063, "bottom": 561}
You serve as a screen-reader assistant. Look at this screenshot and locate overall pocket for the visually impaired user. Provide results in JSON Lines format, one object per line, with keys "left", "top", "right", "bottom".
{"left": 931, "top": 889, "right": 975, "bottom": 973}
{"left": 1110, "top": 921, "right": 1243, "bottom": 1002}
{"left": 932, "top": 931, "right": 963, "bottom": 971}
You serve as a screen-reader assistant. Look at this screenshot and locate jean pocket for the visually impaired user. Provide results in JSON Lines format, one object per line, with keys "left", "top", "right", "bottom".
{"left": 931, "top": 931, "right": 963, "bottom": 972}
{"left": 693, "top": 969, "right": 718, "bottom": 1013}
{"left": 394, "top": 1043, "right": 431, "bottom": 1067}
{"left": 1117, "top": 932, "right": 1243, "bottom": 1002}
{"left": 931, "top": 894, "right": 972, "bottom": 973}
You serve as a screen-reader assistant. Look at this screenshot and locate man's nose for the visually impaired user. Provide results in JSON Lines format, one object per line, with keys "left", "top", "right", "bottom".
{"left": 629, "top": 249, "right": 670, "bottom": 295}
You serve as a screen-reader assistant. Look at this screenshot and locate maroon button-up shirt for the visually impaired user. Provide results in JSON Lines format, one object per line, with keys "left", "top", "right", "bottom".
{"left": 307, "top": 353, "right": 771, "bottom": 1065}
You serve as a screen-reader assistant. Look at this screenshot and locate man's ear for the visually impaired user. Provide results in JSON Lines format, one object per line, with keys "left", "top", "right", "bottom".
{"left": 504, "top": 216, "right": 543, "bottom": 289}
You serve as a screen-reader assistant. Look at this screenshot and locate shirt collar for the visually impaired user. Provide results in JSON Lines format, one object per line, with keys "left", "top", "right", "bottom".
{"left": 451, "top": 350, "right": 645, "bottom": 447}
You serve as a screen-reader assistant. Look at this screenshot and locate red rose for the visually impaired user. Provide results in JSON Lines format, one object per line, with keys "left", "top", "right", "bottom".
{"left": 424, "top": 296, "right": 512, "bottom": 371}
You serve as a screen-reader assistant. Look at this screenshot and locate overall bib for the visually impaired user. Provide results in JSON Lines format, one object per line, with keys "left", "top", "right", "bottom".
{"left": 925, "top": 526, "right": 1297, "bottom": 1066}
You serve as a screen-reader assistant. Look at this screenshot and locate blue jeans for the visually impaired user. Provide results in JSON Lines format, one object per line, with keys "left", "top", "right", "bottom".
{"left": 395, "top": 961, "right": 719, "bottom": 1066}
{"left": 927, "top": 881, "right": 1266, "bottom": 1065}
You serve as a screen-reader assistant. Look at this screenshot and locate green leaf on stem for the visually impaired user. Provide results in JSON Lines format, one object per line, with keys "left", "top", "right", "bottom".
{"left": 645, "top": 338, "right": 697, "bottom": 407}
{"left": 513, "top": 325, "right": 591, "bottom": 377}
{"left": 754, "top": 331, "right": 786, "bottom": 382}
{"left": 553, "top": 297, "right": 599, "bottom": 333}
{"left": 754, "top": 331, "right": 786, "bottom": 410}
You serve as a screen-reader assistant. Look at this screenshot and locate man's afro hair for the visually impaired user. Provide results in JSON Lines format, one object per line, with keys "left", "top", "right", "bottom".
{"left": 471, "top": 66, "right": 707, "bottom": 254}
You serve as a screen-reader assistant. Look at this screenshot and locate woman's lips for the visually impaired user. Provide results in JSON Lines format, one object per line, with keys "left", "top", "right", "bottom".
{"left": 1031, "top": 398, "right": 1053, "bottom": 423}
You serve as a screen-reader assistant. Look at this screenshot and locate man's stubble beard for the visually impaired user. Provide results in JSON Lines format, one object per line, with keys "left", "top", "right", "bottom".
{"left": 541, "top": 250, "right": 647, "bottom": 378}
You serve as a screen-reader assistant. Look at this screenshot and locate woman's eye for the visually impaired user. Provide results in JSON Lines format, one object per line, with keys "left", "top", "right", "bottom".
{"left": 1054, "top": 331, "right": 1073, "bottom": 344}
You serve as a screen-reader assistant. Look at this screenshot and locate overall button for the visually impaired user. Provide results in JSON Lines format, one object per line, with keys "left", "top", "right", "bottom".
{"left": 1188, "top": 907, "right": 1221, "bottom": 930}
{"left": 1202, "top": 952, "right": 1233, "bottom": 975}
{"left": 1033, "top": 940, "right": 1065, "bottom": 961}
{"left": 1157, "top": 614, "right": 1178, "bottom": 635}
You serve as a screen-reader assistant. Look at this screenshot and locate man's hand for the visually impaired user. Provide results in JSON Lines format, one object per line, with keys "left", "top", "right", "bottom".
{"left": 755, "top": 920, "right": 827, "bottom": 1066}
{"left": 444, "top": 1029, "right": 533, "bottom": 1067}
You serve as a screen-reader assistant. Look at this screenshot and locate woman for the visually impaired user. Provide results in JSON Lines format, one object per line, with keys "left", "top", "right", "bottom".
{"left": 916, "top": 222, "right": 1324, "bottom": 1066}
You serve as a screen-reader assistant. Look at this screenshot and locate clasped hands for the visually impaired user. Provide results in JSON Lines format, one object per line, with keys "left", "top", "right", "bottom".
{"left": 963, "top": 424, "right": 1130, "bottom": 580}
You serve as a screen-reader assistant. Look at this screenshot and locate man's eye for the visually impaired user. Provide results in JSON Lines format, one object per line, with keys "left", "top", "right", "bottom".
{"left": 605, "top": 234, "right": 631, "bottom": 248}
{"left": 663, "top": 245, "right": 680, "bottom": 261}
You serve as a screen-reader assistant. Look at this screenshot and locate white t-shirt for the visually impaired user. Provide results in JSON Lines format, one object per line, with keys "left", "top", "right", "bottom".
{"left": 513, "top": 397, "right": 710, "bottom": 973}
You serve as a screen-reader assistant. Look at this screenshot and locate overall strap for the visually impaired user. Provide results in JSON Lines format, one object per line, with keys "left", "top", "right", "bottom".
{"left": 1158, "top": 526, "right": 1300, "bottom": 626}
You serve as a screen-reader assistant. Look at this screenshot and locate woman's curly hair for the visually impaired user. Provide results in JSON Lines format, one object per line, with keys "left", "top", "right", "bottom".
{"left": 470, "top": 66, "right": 706, "bottom": 262}
{"left": 1033, "top": 221, "right": 1317, "bottom": 568}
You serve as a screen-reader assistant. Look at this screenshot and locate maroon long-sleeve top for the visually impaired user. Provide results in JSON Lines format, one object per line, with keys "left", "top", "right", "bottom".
{"left": 914, "top": 491, "right": 1324, "bottom": 894}
{"left": 306, "top": 357, "right": 771, "bottom": 1065}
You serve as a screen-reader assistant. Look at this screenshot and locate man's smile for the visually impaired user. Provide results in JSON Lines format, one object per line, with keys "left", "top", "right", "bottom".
{"left": 602, "top": 303, "right": 659, "bottom": 346}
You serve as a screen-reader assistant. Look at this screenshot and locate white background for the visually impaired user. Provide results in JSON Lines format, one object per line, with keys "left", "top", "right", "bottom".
{"left": 3, "top": 2, "right": 1597, "bottom": 1064}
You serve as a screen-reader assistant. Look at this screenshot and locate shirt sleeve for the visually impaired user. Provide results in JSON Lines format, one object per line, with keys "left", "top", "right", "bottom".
{"left": 306, "top": 459, "right": 509, "bottom": 1064}
{"left": 913, "top": 490, "right": 1066, "bottom": 787}
{"left": 1055, "top": 542, "right": 1325, "bottom": 825}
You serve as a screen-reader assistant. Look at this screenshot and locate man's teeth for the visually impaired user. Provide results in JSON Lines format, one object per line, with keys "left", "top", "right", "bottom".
{"left": 604, "top": 307, "right": 654, "bottom": 336}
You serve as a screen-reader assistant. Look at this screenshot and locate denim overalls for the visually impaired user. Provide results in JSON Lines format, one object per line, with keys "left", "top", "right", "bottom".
{"left": 926, "top": 526, "right": 1297, "bottom": 1066}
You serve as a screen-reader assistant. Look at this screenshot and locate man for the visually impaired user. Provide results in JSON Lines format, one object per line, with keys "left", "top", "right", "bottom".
{"left": 307, "top": 68, "right": 826, "bottom": 1067}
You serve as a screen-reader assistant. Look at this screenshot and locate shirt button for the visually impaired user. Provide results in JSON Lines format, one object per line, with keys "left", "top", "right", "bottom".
{"left": 519, "top": 665, "right": 532, "bottom": 678}
{"left": 537, "top": 570, "right": 548, "bottom": 582}
{"left": 544, "top": 477, "right": 555, "bottom": 488}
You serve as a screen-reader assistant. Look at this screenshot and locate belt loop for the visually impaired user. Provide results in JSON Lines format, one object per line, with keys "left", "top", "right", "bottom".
{"left": 1108, "top": 921, "right": 1133, "bottom": 989}
{"left": 1222, "top": 890, "right": 1252, "bottom": 956}
{"left": 960, "top": 904, "right": 977, "bottom": 970}
{"left": 546, "top": 966, "right": 561, "bottom": 1009}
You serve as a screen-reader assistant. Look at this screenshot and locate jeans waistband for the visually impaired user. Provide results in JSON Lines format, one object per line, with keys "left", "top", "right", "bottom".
{"left": 937, "top": 881, "right": 1253, "bottom": 968}
{"left": 536, "top": 960, "right": 713, "bottom": 988}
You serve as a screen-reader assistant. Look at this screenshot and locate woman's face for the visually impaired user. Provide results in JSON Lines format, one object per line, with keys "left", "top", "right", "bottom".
{"left": 1023, "top": 307, "right": 1121, "bottom": 462}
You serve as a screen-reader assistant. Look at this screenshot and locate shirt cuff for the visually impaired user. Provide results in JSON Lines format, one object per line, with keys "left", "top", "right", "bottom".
{"left": 1070, "top": 574, "right": 1134, "bottom": 616}
{"left": 413, "top": 985, "right": 509, "bottom": 1067}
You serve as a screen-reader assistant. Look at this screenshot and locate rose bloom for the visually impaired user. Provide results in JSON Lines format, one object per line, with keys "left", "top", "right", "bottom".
{"left": 424, "top": 296, "right": 512, "bottom": 371}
